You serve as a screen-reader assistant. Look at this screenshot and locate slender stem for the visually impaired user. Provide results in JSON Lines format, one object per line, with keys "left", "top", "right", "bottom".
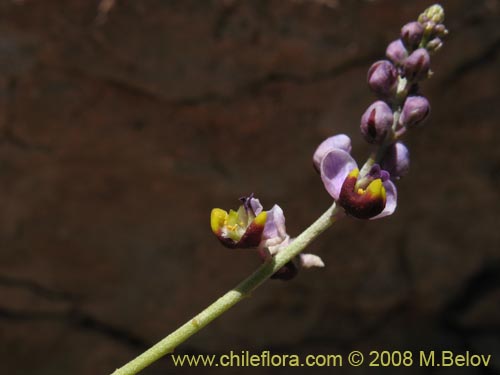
{"left": 111, "top": 203, "right": 341, "bottom": 375}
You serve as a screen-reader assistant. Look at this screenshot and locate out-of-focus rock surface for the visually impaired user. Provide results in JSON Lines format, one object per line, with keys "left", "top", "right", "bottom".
{"left": 1, "top": 0, "right": 499, "bottom": 374}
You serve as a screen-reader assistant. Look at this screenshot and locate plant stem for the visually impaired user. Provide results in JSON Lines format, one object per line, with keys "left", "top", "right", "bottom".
{"left": 111, "top": 202, "right": 341, "bottom": 375}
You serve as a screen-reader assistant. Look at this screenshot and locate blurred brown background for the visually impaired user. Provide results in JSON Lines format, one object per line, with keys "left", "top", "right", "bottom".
{"left": 1, "top": 0, "right": 499, "bottom": 374}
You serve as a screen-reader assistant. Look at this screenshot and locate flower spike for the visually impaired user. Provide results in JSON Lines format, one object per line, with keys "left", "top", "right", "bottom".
{"left": 314, "top": 3, "right": 446, "bottom": 220}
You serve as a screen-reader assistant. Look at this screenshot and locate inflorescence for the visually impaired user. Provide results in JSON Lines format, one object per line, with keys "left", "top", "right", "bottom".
{"left": 210, "top": 4, "right": 448, "bottom": 281}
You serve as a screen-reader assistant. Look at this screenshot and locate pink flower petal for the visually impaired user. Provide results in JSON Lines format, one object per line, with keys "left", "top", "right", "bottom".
{"left": 313, "top": 134, "right": 352, "bottom": 171}
{"left": 320, "top": 149, "right": 358, "bottom": 200}
{"left": 372, "top": 180, "right": 397, "bottom": 219}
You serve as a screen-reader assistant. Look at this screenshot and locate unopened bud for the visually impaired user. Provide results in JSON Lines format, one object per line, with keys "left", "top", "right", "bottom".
{"left": 399, "top": 96, "right": 430, "bottom": 128}
{"left": 421, "top": 4, "right": 445, "bottom": 24}
{"left": 381, "top": 142, "right": 410, "bottom": 179}
{"left": 401, "top": 21, "right": 424, "bottom": 49}
{"left": 426, "top": 37, "right": 443, "bottom": 53}
{"left": 367, "top": 60, "right": 398, "bottom": 98}
{"left": 386, "top": 39, "right": 408, "bottom": 66}
{"left": 424, "top": 21, "right": 436, "bottom": 36}
{"left": 404, "top": 48, "right": 430, "bottom": 81}
{"left": 434, "top": 24, "right": 449, "bottom": 37}
{"left": 360, "top": 100, "right": 394, "bottom": 144}
{"left": 418, "top": 14, "right": 428, "bottom": 24}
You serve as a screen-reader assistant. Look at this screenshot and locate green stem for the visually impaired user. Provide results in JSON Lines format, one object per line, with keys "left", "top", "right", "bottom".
{"left": 111, "top": 202, "right": 342, "bottom": 375}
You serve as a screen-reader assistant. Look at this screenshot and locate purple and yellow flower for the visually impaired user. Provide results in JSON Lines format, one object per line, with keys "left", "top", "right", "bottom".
{"left": 211, "top": 195, "right": 325, "bottom": 280}
{"left": 314, "top": 135, "right": 398, "bottom": 219}
{"left": 211, "top": 195, "right": 293, "bottom": 252}
{"left": 210, "top": 195, "right": 267, "bottom": 249}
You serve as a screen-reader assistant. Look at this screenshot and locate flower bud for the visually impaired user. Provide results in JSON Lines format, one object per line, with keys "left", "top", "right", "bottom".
{"left": 423, "top": 21, "right": 436, "bottom": 36}
{"left": 367, "top": 60, "right": 398, "bottom": 98}
{"left": 399, "top": 96, "right": 430, "bottom": 128}
{"left": 434, "top": 24, "right": 448, "bottom": 37}
{"left": 386, "top": 39, "right": 408, "bottom": 66}
{"left": 424, "top": 4, "right": 445, "bottom": 24}
{"left": 360, "top": 100, "right": 394, "bottom": 144}
{"left": 418, "top": 14, "right": 428, "bottom": 24}
{"left": 401, "top": 21, "right": 424, "bottom": 49}
{"left": 426, "top": 37, "right": 443, "bottom": 53}
{"left": 381, "top": 142, "right": 410, "bottom": 179}
{"left": 404, "top": 48, "right": 430, "bottom": 81}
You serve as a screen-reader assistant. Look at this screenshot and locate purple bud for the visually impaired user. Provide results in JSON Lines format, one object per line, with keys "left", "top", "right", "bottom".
{"left": 386, "top": 39, "right": 408, "bottom": 66}
{"left": 399, "top": 96, "right": 430, "bottom": 128}
{"left": 404, "top": 48, "right": 430, "bottom": 81}
{"left": 381, "top": 142, "right": 410, "bottom": 179}
{"left": 360, "top": 101, "right": 394, "bottom": 144}
{"left": 367, "top": 60, "right": 398, "bottom": 98}
{"left": 401, "top": 21, "right": 424, "bottom": 49}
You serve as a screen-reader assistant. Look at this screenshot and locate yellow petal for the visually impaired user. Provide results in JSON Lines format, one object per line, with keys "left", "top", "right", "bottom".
{"left": 348, "top": 168, "right": 360, "bottom": 179}
{"left": 253, "top": 211, "right": 267, "bottom": 227}
{"left": 210, "top": 208, "right": 228, "bottom": 234}
{"left": 365, "top": 178, "right": 386, "bottom": 201}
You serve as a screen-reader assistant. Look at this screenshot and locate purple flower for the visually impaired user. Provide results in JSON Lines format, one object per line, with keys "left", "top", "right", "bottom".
{"left": 211, "top": 195, "right": 296, "bottom": 252}
{"left": 211, "top": 195, "right": 324, "bottom": 280}
{"left": 256, "top": 204, "right": 325, "bottom": 273}
{"left": 210, "top": 195, "right": 267, "bottom": 249}
{"left": 314, "top": 135, "right": 397, "bottom": 219}
{"left": 260, "top": 204, "right": 289, "bottom": 255}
